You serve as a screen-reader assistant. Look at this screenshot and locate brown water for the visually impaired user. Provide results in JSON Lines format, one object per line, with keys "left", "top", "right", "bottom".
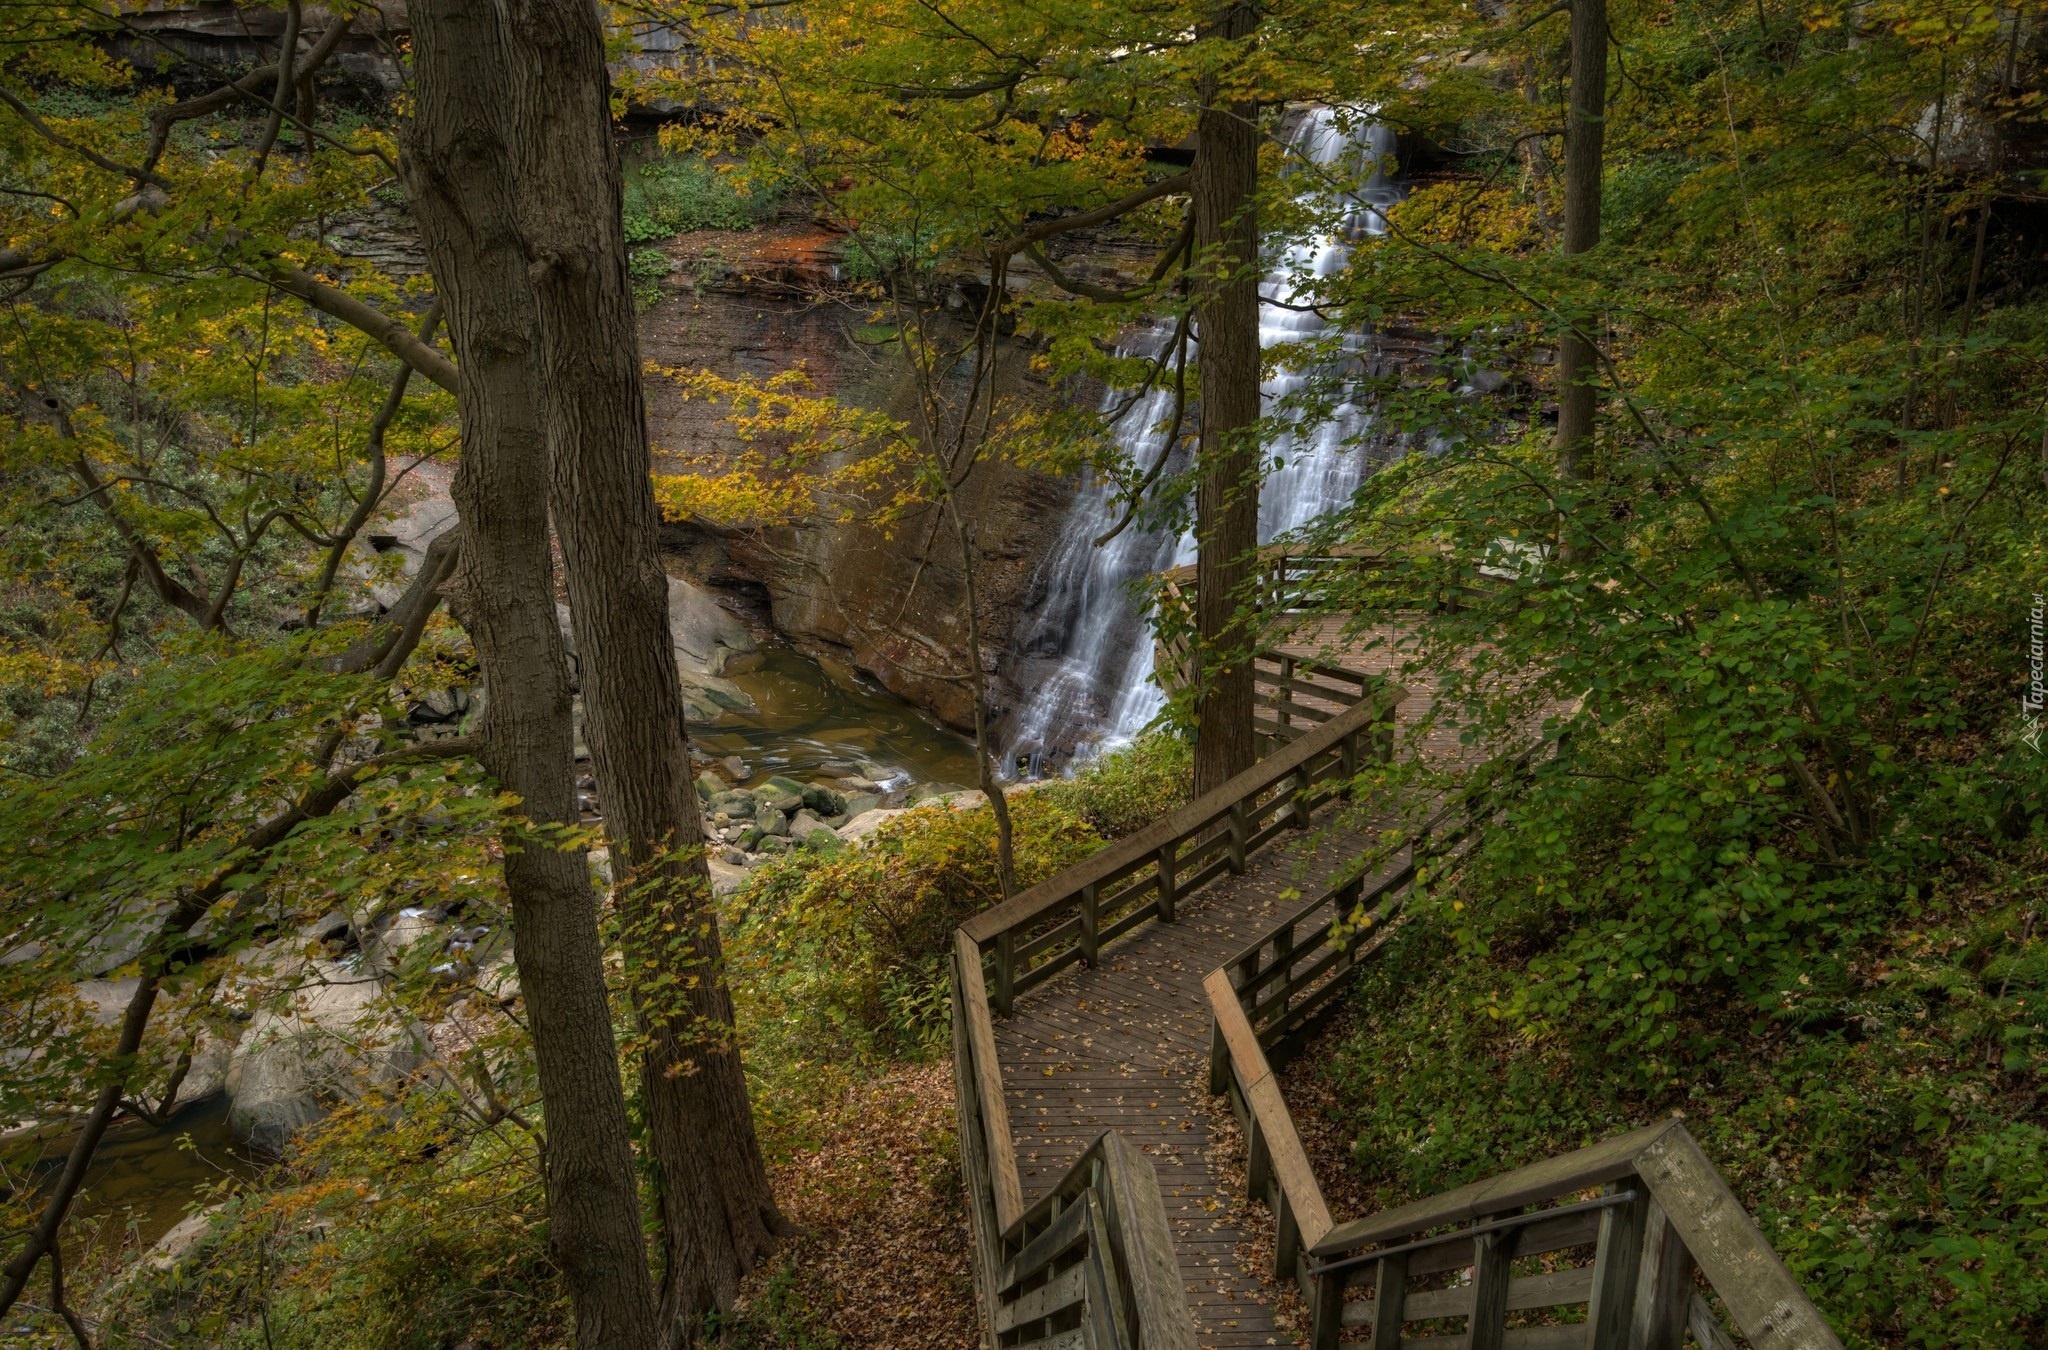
{"left": 698, "top": 643, "right": 982, "bottom": 789}
{"left": 34, "top": 1094, "right": 257, "bottom": 1248}
{"left": 56, "top": 643, "right": 976, "bottom": 1246}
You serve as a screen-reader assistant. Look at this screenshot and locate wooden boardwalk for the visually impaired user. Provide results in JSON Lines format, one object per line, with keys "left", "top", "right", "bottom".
{"left": 991, "top": 625, "right": 1460, "bottom": 1349}
{"left": 993, "top": 824, "right": 1370, "bottom": 1348}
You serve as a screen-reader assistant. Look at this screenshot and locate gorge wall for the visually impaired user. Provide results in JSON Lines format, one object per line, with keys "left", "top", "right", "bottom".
{"left": 636, "top": 222, "right": 1078, "bottom": 737}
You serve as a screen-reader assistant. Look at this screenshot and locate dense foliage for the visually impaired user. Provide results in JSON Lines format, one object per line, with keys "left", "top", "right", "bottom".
{"left": 1257, "top": 0, "right": 2048, "bottom": 1342}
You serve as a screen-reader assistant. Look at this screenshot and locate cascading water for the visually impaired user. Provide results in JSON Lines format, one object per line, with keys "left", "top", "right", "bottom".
{"left": 1005, "top": 110, "right": 1404, "bottom": 775}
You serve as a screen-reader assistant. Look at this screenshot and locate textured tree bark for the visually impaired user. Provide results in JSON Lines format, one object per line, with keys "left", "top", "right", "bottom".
{"left": 402, "top": 3, "right": 658, "bottom": 1346}
{"left": 497, "top": 0, "right": 784, "bottom": 1333}
{"left": 1192, "top": 1, "right": 1263, "bottom": 798}
{"left": 1555, "top": 0, "right": 1607, "bottom": 482}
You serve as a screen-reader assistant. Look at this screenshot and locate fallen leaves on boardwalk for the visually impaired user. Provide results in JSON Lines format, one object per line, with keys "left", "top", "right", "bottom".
{"left": 733, "top": 1061, "right": 978, "bottom": 1348}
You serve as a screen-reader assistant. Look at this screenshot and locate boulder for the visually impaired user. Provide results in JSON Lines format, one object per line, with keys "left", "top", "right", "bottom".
{"left": 756, "top": 835, "right": 790, "bottom": 855}
{"left": 787, "top": 809, "right": 833, "bottom": 844}
{"left": 801, "top": 783, "right": 847, "bottom": 816}
{"left": 757, "top": 808, "right": 790, "bottom": 838}
{"left": 737, "top": 826, "right": 764, "bottom": 851}
{"left": 224, "top": 961, "right": 426, "bottom": 1155}
{"left": 837, "top": 807, "right": 910, "bottom": 844}
{"left": 363, "top": 908, "right": 442, "bottom": 979}
{"left": 145, "top": 1203, "right": 226, "bottom": 1273}
{"left": 754, "top": 779, "right": 805, "bottom": 814}
{"left": 708, "top": 789, "right": 757, "bottom": 818}
{"left": 841, "top": 792, "right": 882, "bottom": 819}
{"left": 707, "top": 857, "right": 750, "bottom": 898}
{"left": 668, "top": 576, "right": 757, "bottom": 677}
{"left": 361, "top": 497, "right": 459, "bottom": 612}
{"left": 802, "top": 826, "right": 843, "bottom": 854}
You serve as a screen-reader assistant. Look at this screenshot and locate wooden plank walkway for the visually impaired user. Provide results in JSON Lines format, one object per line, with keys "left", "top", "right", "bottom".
{"left": 994, "top": 824, "right": 1371, "bottom": 1348}
{"left": 993, "top": 624, "right": 1464, "bottom": 1349}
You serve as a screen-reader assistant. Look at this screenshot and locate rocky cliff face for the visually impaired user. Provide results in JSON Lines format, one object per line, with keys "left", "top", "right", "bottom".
{"left": 638, "top": 223, "right": 1076, "bottom": 736}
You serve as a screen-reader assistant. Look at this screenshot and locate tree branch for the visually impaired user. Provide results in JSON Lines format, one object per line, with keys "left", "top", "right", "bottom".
{"left": 262, "top": 266, "right": 459, "bottom": 392}
{"left": 989, "top": 172, "right": 1191, "bottom": 258}
{"left": 0, "top": 85, "right": 170, "bottom": 190}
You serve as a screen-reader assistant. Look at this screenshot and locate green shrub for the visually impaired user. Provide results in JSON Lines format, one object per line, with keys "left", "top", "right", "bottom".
{"left": 726, "top": 793, "right": 1102, "bottom": 1062}
{"left": 629, "top": 246, "right": 672, "bottom": 308}
{"left": 622, "top": 156, "right": 777, "bottom": 243}
{"left": 1037, "top": 733, "right": 1192, "bottom": 839}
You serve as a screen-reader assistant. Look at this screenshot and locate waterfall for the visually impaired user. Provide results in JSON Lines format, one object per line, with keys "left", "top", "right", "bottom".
{"left": 1005, "top": 111, "right": 1403, "bottom": 775}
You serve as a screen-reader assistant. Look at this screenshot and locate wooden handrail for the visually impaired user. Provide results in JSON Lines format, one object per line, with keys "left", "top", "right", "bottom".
{"left": 950, "top": 660, "right": 1401, "bottom": 1350}
{"left": 960, "top": 681, "right": 1403, "bottom": 957}
{"left": 1201, "top": 794, "right": 1845, "bottom": 1350}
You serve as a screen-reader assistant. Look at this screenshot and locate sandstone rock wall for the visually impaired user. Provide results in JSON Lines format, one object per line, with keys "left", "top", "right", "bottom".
{"left": 639, "top": 223, "right": 1077, "bottom": 735}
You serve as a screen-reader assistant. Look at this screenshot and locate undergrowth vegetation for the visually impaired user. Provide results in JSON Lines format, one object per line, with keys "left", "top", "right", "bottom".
{"left": 86, "top": 738, "right": 1189, "bottom": 1349}
{"left": 1276, "top": 1, "right": 2048, "bottom": 1344}
{"left": 621, "top": 152, "right": 781, "bottom": 243}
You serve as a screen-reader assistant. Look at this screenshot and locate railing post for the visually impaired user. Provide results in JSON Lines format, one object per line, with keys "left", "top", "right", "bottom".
{"left": 1588, "top": 1183, "right": 1648, "bottom": 1350}
{"left": 1157, "top": 841, "right": 1178, "bottom": 922}
{"left": 1227, "top": 801, "right": 1248, "bottom": 874}
{"left": 1246, "top": 1113, "right": 1271, "bottom": 1203}
{"left": 1237, "top": 940, "right": 1261, "bottom": 1002}
{"left": 1207, "top": 1017, "right": 1230, "bottom": 1095}
{"left": 1630, "top": 1197, "right": 1696, "bottom": 1350}
{"left": 1310, "top": 1267, "right": 1347, "bottom": 1350}
{"left": 1367, "top": 1253, "right": 1408, "bottom": 1350}
{"left": 1274, "top": 1187, "right": 1301, "bottom": 1281}
{"left": 1078, "top": 881, "right": 1099, "bottom": 966}
{"left": 1278, "top": 653, "right": 1295, "bottom": 739}
{"left": 1468, "top": 1229, "right": 1512, "bottom": 1350}
{"left": 993, "top": 929, "right": 1015, "bottom": 1017}
{"left": 1291, "top": 767, "right": 1312, "bottom": 829}
{"left": 1340, "top": 726, "right": 1359, "bottom": 783}
{"left": 1272, "top": 920, "right": 1296, "bottom": 1023}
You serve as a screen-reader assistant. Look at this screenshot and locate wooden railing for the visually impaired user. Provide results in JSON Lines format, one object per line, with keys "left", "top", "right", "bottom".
{"left": 950, "top": 672, "right": 1404, "bottom": 1349}
{"left": 1153, "top": 544, "right": 1476, "bottom": 712}
{"left": 1202, "top": 798, "right": 1844, "bottom": 1350}
{"left": 953, "top": 961, "right": 1194, "bottom": 1350}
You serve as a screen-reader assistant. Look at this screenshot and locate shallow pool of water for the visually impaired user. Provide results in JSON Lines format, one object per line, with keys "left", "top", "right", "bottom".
{"left": 698, "top": 643, "right": 982, "bottom": 789}
{"left": 33, "top": 1094, "right": 257, "bottom": 1248}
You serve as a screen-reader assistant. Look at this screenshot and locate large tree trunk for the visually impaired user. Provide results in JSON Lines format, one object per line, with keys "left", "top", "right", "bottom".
{"left": 1191, "top": 1, "right": 1263, "bottom": 798}
{"left": 1555, "top": 0, "right": 1607, "bottom": 482}
{"left": 498, "top": 0, "right": 784, "bottom": 1333}
{"left": 402, "top": 3, "right": 658, "bottom": 1346}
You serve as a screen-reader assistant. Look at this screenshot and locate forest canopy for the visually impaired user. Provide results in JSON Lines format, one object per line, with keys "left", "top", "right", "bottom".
{"left": 1, "top": 0, "right": 2044, "bottom": 1346}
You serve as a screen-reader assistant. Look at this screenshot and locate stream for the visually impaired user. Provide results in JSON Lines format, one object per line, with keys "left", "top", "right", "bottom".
{"left": 40, "top": 641, "right": 978, "bottom": 1254}
{"left": 700, "top": 642, "right": 981, "bottom": 790}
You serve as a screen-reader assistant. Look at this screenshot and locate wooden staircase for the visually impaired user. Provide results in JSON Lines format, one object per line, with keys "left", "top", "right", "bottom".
{"left": 950, "top": 636, "right": 1841, "bottom": 1350}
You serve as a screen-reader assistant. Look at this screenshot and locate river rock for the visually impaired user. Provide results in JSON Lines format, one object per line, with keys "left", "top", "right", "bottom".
{"left": 756, "top": 835, "right": 790, "bottom": 854}
{"left": 707, "top": 856, "right": 750, "bottom": 898}
{"left": 801, "top": 783, "right": 847, "bottom": 816}
{"left": 737, "top": 825, "right": 764, "bottom": 850}
{"left": 787, "top": 809, "right": 833, "bottom": 844}
{"left": 224, "top": 962, "right": 427, "bottom": 1155}
{"left": 755, "top": 778, "right": 806, "bottom": 814}
{"left": 841, "top": 792, "right": 882, "bottom": 819}
{"left": 757, "top": 808, "right": 789, "bottom": 838}
{"left": 802, "top": 826, "right": 843, "bottom": 854}
{"left": 837, "top": 807, "right": 909, "bottom": 843}
{"left": 708, "top": 789, "right": 757, "bottom": 817}
{"left": 668, "top": 576, "right": 757, "bottom": 677}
